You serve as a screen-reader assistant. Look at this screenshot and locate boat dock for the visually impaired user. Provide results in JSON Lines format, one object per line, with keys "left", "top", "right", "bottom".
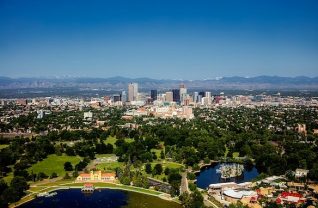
{"left": 81, "top": 183, "right": 95, "bottom": 192}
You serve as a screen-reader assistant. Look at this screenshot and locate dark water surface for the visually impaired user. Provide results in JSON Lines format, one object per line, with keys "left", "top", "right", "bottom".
{"left": 196, "top": 163, "right": 260, "bottom": 189}
{"left": 19, "top": 189, "right": 181, "bottom": 208}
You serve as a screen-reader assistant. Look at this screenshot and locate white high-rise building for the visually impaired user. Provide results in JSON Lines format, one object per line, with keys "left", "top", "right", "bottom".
{"left": 205, "top": 92, "right": 212, "bottom": 105}
{"left": 193, "top": 92, "right": 199, "bottom": 103}
{"left": 121, "top": 91, "right": 127, "bottom": 102}
{"left": 128, "top": 83, "right": 138, "bottom": 101}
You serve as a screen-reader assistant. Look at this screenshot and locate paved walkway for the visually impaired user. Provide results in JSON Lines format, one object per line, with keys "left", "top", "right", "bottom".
{"left": 203, "top": 194, "right": 221, "bottom": 208}
{"left": 180, "top": 172, "right": 189, "bottom": 194}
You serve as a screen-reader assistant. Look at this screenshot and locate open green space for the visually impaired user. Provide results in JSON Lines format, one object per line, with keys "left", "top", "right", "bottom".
{"left": 104, "top": 136, "right": 134, "bottom": 147}
{"left": 232, "top": 152, "right": 240, "bottom": 158}
{"left": 28, "top": 154, "right": 82, "bottom": 177}
{"left": 156, "top": 161, "right": 184, "bottom": 169}
{"left": 94, "top": 153, "right": 123, "bottom": 171}
{"left": 151, "top": 149, "right": 162, "bottom": 159}
{"left": 95, "top": 154, "right": 116, "bottom": 158}
{"left": 0, "top": 144, "right": 9, "bottom": 149}
{"left": 96, "top": 162, "right": 124, "bottom": 171}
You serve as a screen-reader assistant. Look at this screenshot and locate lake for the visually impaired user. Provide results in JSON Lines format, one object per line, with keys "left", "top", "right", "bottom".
{"left": 19, "top": 189, "right": 181, "bottom": 208}
{"left": 196, "top": 163, "right": 260, "bottom": 189}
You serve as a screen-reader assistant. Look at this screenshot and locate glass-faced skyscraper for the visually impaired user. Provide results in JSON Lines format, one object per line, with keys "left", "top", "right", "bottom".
{"left": 151, "top": 90, "right": 157, "bottom": 101}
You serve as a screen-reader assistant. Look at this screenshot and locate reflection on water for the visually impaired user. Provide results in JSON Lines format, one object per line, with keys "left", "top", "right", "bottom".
{"left": 19, "top": 188, "right": 182, "bottom": 208}
{"left": 19, "top": 189, "right": 129, "bottom": 208}
{"left": 196, "top": 163, "right": 260, "bottom": 189}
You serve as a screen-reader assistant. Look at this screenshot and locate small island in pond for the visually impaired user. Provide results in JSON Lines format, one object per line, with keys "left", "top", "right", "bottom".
{"left": 216, "top": 163, "right": 244, "bottom": 179}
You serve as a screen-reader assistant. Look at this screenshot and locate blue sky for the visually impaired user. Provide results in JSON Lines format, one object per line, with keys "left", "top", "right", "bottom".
{"left": 0, "top": 0, "right": 317, "bottom": 79}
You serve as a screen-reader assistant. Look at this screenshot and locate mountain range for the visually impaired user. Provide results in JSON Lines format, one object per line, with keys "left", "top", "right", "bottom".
{"left": 0, "top": 76, "right": 317, "bottom": 90}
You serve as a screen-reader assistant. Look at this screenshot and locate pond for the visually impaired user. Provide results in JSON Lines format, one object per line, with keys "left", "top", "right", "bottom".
{"left": 19, "top": 189, "right": 181, "bottom": 208}
{"left": 196, "top": 163, "right": 260, "bottom": 189}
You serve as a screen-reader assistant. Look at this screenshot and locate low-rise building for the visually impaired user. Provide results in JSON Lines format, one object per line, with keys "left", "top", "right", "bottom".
{"left": 76, "top": 171, "right": 115, "bottom": 182}
{"left": 295, "top": 169, "right": 309, "bottom": 178}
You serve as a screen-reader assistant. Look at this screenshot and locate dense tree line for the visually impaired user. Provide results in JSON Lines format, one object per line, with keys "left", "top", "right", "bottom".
{"left": 0, "top": 105, "right": 318, "bottom": 206}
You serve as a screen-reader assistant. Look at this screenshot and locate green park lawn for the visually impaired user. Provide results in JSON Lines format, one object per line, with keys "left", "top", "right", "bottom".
{"left": 95, "top": 153, "right": 116, "bottom": 158}
{"left": 96, "top": 162, "right": 124, "bottom": 171}
{"left": 232, "top": 152, "right": 240, "bottom": 158}
{"left": 104, "top": 136, "right": 134, "bottom": 147}
{"left": 0, "top": 144, "right": 9, "bottom": 149}
{"left": 28, "top": 154, "right": 82, "bottom": 177}
{"left": 156, "top": 161, "right": 184, "bottom": 170}
{"left": 151, "top": 149, "right": 162, "bottom": 159}
{"left": 94, "top": 154, "right": 123, "bottom": 171}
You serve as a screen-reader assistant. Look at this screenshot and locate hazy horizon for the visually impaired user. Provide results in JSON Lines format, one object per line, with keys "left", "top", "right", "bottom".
{"left": 1, "top": 0, "right": 318, "bottom": 79}
{"left": 1, "top": 74, "right": 318, "bottom": 80}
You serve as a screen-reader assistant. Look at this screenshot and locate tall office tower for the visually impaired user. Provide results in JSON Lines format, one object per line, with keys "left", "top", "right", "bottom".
{"left": 151, "top": 90, "right": 158, "bottom": 101}
{"left": 113, "top": 94, "right": 121, "bottom": 102}
{"left": 199, "top": 91, "right": 205, "bottom": 97}
{"left": 128, "top": 83, "right": 138, "bottom": 101}
{"left": 193, "top": 92, "right": 199, "bottom": 103}
{"left": 172, "top": 89, "right": 180, "bottom": 103}
{"left": 179, "top": 84, "right": 187, "bottom": 103}
{"left": 165, "top": 92, "right": 173, "bottom": 102}
{"left": 121, "top": 91, "right": 127, "bottom": 102}
{"left": 205, "top": 92, "right": 212, "bottom": 105}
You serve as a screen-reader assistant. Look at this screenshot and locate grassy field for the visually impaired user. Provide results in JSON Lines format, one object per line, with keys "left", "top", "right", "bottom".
{"left": 0, "top": 144, "right": 9, "bottom": 149}
{"left": 95, "top": 154, "right": 116, "bottom": 158}
{"left": 151, "top": 149, "right": 162, "bottom": 159}
{"left": 28, "top": 154, "right": 82, "bottom": 177}
{"left": 96, "top": 162, "right": 124, "bottom": 171}
{"left": 104, "top": 136, "right": 134, "bottom": 147}
{"left": 94, "top": 154, "right": 123, "bottom": 171}
{"left": 156, "top": 161, "right": 184, "bottom": 169}
{"left": 232, "top": 152, "right": 240, "bottom": 158}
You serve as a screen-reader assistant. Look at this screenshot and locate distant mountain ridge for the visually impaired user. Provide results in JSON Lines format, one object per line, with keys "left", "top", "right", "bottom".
{"left": 0, "top": 76, "right": 317, "bottom": 90}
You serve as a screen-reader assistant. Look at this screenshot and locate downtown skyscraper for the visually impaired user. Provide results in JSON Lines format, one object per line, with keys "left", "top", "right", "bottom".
{"left": 128, "top": 83, "right": 138, "bottom": 101}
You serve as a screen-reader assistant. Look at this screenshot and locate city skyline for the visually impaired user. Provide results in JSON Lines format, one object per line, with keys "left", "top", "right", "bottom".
{"left": 1, "top": 0, "right": 318, "bottom": 79}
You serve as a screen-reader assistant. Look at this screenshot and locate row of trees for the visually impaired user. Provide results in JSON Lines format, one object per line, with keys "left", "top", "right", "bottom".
{"left": 0, "top": 177, "right": 29, "bottom": 207}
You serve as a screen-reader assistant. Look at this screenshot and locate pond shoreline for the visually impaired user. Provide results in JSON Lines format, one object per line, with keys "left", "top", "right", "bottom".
{"left": 12, "top": 182, "right": 180, "bottom": 208}
{"left": 17, "top": 188, "right": 182, "bottom": 208}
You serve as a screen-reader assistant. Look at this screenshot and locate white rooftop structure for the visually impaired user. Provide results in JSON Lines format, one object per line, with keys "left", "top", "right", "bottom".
{"left": 223, "top": 189, "right": 257, "bottom": 199}
{"left": 209, "top": 182, "right": 236, "bottom": 189}
{"left": 295, "top": 169, "right": 309, "bottom": 178}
